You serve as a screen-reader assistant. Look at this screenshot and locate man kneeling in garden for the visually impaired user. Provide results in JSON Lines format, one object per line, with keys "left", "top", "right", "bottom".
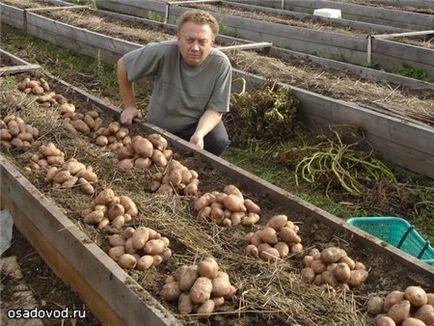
{"left": 117, "top": 9, "right": 232, "bottom": 156}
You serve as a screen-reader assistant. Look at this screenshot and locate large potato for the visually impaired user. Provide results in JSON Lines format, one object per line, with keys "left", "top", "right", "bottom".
{"left": 401, "top": 318, "right": 426, "bottom": 326}
{"left": 190, "top": 277, "right": 213, "bottom": 304}
{"left": 405, "top": 286, "right": 428, "bottom": 308}
{"left": 384, "top": 291, "right": 405, "bottom": 312}
{"left": 178, "top": 293, "right": 193, "bottom": 314}
{"left": 367, "top": 296, "right": 385, "bottom": 315}
{"left": 198, "top": 257, "right": 219, "bottom": 279}
{"left": 320, "top": 247, "right": 347, "bottom": 264}
{"left": 161, "top": 281, "right": 181, "bottom": 302}
{"left": 143, "top": 239, "right": 166, "bottom": 255}
{"left": 132, "top": 227, "right": 149, "bottom": 250}
{"left": 178, "top": 266, "right": 199, "bottom": 292}
{"left": 197, "top": 300, "right": 215, "bottom": 316}
{"left": 211, "top": 273, "right": 232, "bottom": 297}
{"left": 388, "top": 300, "right": 411, "bottom": 323}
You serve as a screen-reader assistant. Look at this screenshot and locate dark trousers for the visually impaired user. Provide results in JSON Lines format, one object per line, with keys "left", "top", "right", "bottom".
{"left": 174, "top": 121, "right": 230, "bottom": 156}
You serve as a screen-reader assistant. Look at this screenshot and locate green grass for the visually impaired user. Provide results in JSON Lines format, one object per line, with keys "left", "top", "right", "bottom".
{"left": 393, "top": 63, "right": 434, "bottom": 83}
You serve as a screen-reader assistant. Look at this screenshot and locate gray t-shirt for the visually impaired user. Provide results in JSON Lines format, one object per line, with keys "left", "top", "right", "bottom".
{"left": 122, "top": 40, "right": 232, "bottom": 133}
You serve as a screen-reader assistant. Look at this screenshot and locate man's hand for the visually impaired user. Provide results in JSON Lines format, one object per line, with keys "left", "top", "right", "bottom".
{"left": 120, "top": 106, "right": 141, "bottom": 125}
{"left": 190, "top": 132, "right": 204, "bottom": 149}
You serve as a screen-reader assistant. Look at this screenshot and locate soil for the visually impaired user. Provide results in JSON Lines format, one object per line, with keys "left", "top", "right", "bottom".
{"left": 1, "top": 69, "right": 433, "bottom": 326}
{"left": 336, "top": 0, "right": 434, "bottom": 15}
{"left": 3, "top": 0, "right": 433, "bottom": 126}
{"left": 1, "top": 229, "right": 100, "bottom": 325}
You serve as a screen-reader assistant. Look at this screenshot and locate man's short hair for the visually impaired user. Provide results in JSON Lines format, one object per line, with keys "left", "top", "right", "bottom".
{"left": 177, "top": 10, "right": 219, "bottom": 36}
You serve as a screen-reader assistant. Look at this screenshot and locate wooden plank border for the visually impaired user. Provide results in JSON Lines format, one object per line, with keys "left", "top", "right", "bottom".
{"left": 0, "top": 156, "right": 181, "bottom": 326}
{"left": 0, "top": 48, "right": 41, "bottom": 74}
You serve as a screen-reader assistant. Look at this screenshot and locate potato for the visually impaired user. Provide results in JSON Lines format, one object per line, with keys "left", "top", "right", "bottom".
{"left": 347, "top": 269, "right": 369, "bottom": 287}
{"left": 178, "top": 293, "right": 193, "bottom": 314}
{"left": 303, "top": 255, "right": 314, "bottom": 268}
{"left": 62, "top": 176, "right": 78, "bottom": 188}
{"left": 310, "top": 260, "right": 327, "bottom": 274}
{"left": 131, "top": 227, "right": 149, "bottom": 250}
{"left": 427, "top": 293, "right": 434, "bottom": 306}
{"left": 367, "top": 296, "right": 385, "bottom": 315}
{"left": 160, "top": 281, "right": 181, "bottom": 301}
{"left": 266, "top": 215, "right": 288, "bottom": 231}
{"left": 388, "top": 300, "right": 410, "bottom": 323}
{"left": 53, "top": 170, "right": 71, "bottom": 184}
{"left": 190, "top": 277, "right": 213, "bottom": 304}
{"left": 133, "top": 137, "right": 153, "bottom": 157}
{"left": 152, "top": 255, "right": 163, "bottom": 267}
{"left": 415, "top": 304, "right": 434, "bottom": 324}
{"left": 259, "top": 247, "right": 280, "bottom": 261}
{"left": 320, "top": 247, "right": 347, "bottom": 264}
{"left": 334, "top": 263, "right": 351, "bottom": 283}
{"left": 313, "top": 274, "right": 323, "bottom": 286}
{"left": 119, "top": 196, "right": 138, "bottom": 216}
{"left": 291, "top": 243, "right": 303, "bottom": 254}
{"left": 108, "top": 234, "right": 125, "bottom": 247}
{"left": 197, "top": 300, "right": 215, "bottom": 316}
{"left": 108, "top": 246, "right": 125, "bottom": 261}
{"left": 279, "top": 227, "right": 301, "bottom": 244}
{"left": 184, "top": 182, "right": 198, "bottom": 196}
{"left": 384, "top": 291, "right": 405, "bottom": 312}
{"left": 339, "top": 256, "right": 356, "bottom": 270}
{"left": 108, "top": 204, "right": 125, "bottom": 221}
{"left": 84, "top": 210, "right": 104, "bottom": 225}
{"left": 244, "top": 199, "right": 261, "bottom": 214}
{"left": 301, "top": 267, "right": 315, "bottom": 284}
{"left": 178, "top": 265, "right": 199, "bottom": 292}
{"left": 143, "top": 239, "right": 166, "bottom": 255}
{"left": 111, "top": 215, "right": 125, "bottom": 230}
{"left": 198, "top": 257, "right": 219, "bottom": 279}
{"left": 118, "top": 254, "right": 137, "bottom": 269}
{"left": 147, "top": 133, "right": 167, "bottom": 151}
{"left": 401, "top": 317, "right": 427, "bottom": 326}
{"left": 245, "top": 244, "right": 259, "bottom": 257}
{"left": 259, "top": 227, "right": 279, "bottom": 244}
{"left": 151, "top": 149, "right": 167, "bottom": 167}
{"left": 376, "top": 315, "right": 397, "bottom": 326}
{"left": 210, "top": 206, "right": 224, "bottom": 221}
{"left": 213, "top": 297, "right": 225, "bottom": 307}
{"left": 212, "top": 274, "right": 232, "bottom": 297}
{"left": 242, "top": 213, "right": 260, "bottom": 225}
{"left": 45, "top": 166, "right": 59, "bottom": 183}
{"left": 161, "top": 248, "right": 172, "bottom": 262}
{"left": 223, "top": 194, "right": 246, "bottom": 212}
{"left": 321, "top": 271, "right": 338, "bottom": 287}
{"left": 223, "top": 185, "right": 243, "bottom": 199}
{"left": 405, "top": 286, "right": 428, "bottom": 308}
{"left": 95, "top": 189, "right": 115, "bottom": 205}
{"left": 274, "top": 242, "right": 289, "bottom": 258}
{"left": 78, "top": 178, "right": 94, "bottom": 195}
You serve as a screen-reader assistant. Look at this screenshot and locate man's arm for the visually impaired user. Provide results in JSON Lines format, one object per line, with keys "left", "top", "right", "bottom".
{"left": 190, "top": 110, "right": 223, "bottom": 149}
{"left": 117, "top": 58, "right": 141, "bottom": 125}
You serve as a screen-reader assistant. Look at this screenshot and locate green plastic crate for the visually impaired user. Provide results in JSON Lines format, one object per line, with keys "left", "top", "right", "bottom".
{"left": 347, "top": 217, "right": 434, "bottom": 266}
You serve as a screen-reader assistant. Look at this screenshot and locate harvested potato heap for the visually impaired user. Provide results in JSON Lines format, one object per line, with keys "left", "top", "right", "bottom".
{"left": 63, "top": 110, "right": 103, "bottom": 136}
{"left": 94, "top": 121, "right": 131, "bottom": 151}
{"left": 368, "top": 286, "right": 434, "bottom": 326}
{"left": 116, "top": 133, "right": 172, "bottom": 171}
{"left": 160, "top": 257, "right": 236, "bottom": 316}
{"left": 108, "top": 226, "right": 172, "bottom": 270}
{"left": 81, "top": 189, "right": 138, "bottom": 230}
{"left": 25, "top": 142, "right": 65, "bottom": 171}
{"left": 194, "top": 185, "right": 261, "bottom": 227}
{"left": 45, "top": 158, "right": 98, "bottom": 195}
{"left": 244, "top": 214, "right": 303, "bottom": 260}
{"left": 17, "top": 77, "right": 69, "bottom": 109}
{"left": 0, "top": 115, "right": 39, "bottom": 149}
{"left": 150, "top": 159, "right": 199, "bottom": 196}
{"left": 301, "top": 247, "right": 369, "bottom": 289}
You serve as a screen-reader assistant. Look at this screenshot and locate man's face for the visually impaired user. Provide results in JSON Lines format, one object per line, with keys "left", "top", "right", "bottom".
{"left": 177, "top": 22, "right": 215, "bottom": 66}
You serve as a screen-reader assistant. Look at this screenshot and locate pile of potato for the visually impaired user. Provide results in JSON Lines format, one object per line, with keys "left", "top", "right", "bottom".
{"left": 81, "top": 189, "right": 138, "bottom": 230}
{"left": 160, "top": 257, "right": 236, "bottom": 315}
{"left": 63, "top": 110, "right": 103, "bottom": 136}
{"left": 194, "top": 185, "right": 261, "bottom": 227}
{"left": 0, "top": 115, "right": 39, "bottom": 149}
{"left": 45, "top": 158, "right": 97, "bottom": 195}
{"left": 108, "top": 226, "right": 171, "bottom": 270}
{"left": 300, "top": 247, "right": 369, "bottom": 289}
{"left": 24, "top": 142, "right": 65, "bottom": 171}
{"left": 368, "top": 286, "right": 434, "bottom": 326}
{"left": 93, "top": 121, "right": 130, "bottom": 151}
{"left": 150, "top": 159, "right": 199, "bottom": 195}
{"left": 116, "top": 133, "right": 172, "bottom": 170}
{"left": 17, "top": 77, "right": 50, "bottom": 96}
{"left": 244, "top": 214, "right": 303, "bottom": 260}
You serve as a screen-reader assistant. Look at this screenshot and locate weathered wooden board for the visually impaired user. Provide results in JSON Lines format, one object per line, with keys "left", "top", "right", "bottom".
{"left": 0, "top": 157, "right": 181, "bottom": 326}
{"left": 0, "top": 48, "right": 41, "bottom": 73}
{"left": 2, "top": 5, "right": 433, "bottom": 178}
{"left": 0, "top": 3, "right": 26, "bottom": 30}
{"left": 262, "top": 0, "right": 434, "bottom": 30}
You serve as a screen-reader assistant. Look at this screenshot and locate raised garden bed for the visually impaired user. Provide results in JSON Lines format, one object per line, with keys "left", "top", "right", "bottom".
{"left": 235, "top": 0, "right": 434, "bottom": 29}
{"left": 1, "top": 63, "right": 433, "bottom": 325}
